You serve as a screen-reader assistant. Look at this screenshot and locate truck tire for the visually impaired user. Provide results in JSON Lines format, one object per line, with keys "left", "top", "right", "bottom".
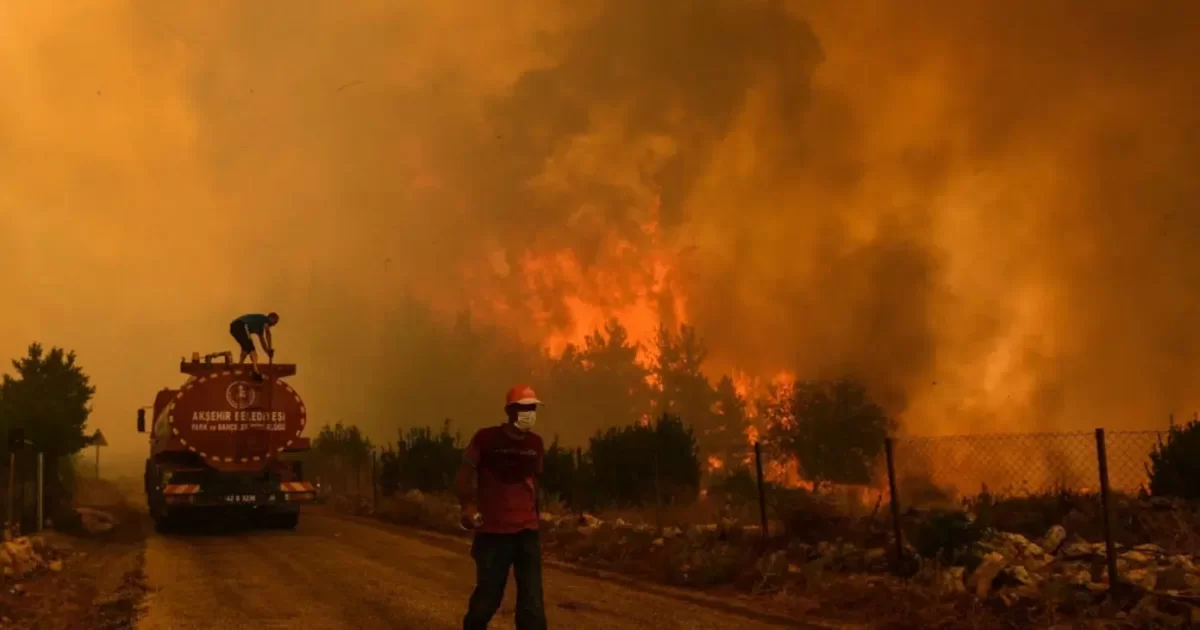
{"left": 153, "top": 513, "right": 175, "bottom": 534}
{"left": 266, "top": 512, "right": 299, "bottom": 530}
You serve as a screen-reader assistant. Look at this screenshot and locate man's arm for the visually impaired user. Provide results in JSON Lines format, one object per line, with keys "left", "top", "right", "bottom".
{"left": 455, "top": 458, "right": 476, "bottom": 510}
{"left": 456, "top": 432, "right": 481, "bottom": 527}
{"left": 534, "top": 438, "right": 544, "bottom": 516}
{"left": 262, "top": 327, "right": 274, "bottom": 353}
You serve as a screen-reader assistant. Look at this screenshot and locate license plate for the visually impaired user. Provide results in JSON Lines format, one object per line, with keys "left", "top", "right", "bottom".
{"left": 224, "top": 494, "right": 257, "bottom": 504}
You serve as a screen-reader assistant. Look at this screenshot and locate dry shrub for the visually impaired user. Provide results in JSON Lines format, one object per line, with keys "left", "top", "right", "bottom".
{"left": 600, "top": 494, "right": 759, "bottom": 529}
{"left": 773, "top": 486, "right": 890, "bottom": 548}
{"left": 963, "top": 488, "right": 1200, "bottom": 555}
{"left": 664, "top": 542, "right": 749, "bottom": 587}
{"left": 372, "top": 492, "right": 466, "bottom": 536}
{"left": 327, "top": 493, "right": 373, "bottom": 516}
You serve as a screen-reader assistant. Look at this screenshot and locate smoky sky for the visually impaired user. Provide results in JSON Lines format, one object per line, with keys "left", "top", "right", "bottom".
{"left": 2, "top": 0, "right": 1200, "bottom": 468}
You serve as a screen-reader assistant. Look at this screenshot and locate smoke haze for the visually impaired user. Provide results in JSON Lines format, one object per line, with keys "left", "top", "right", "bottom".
{"left": 2, "top": 0, "right": 1199, "bottom": 467}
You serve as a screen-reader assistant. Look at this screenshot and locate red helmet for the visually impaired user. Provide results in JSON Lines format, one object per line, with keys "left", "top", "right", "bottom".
{"left": 505, "top": 385, "right": 541, "bottom": 407}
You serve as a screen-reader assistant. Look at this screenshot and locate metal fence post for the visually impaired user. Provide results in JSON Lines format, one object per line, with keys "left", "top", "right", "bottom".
{"left": 653, "top": 414, "right": 663, "bottom": 535}
{"left": 35, "top": 453, "right": 43, "bottom": 533}
{"left": 6, "top": 451, "right": 14, "bottom": 535}
{"left": 753, "top": 441, "right": 768, "bottom": 540}
{"left": 574, "top": 447, "right": 583, "bottom": 521}
{"left": 884, "top": 437, "right": 905, "bottom": 574}
{"left": 1094, "top": 428, "right": 1120, "bottom": 585}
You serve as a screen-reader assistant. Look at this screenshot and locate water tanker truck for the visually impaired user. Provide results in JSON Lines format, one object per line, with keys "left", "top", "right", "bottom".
{"left": 136, "top": 354, "right": 314, "bottom": 531}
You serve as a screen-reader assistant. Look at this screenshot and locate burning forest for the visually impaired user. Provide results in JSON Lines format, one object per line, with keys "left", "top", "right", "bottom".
{"left": 4, "top": 0, "right": 1199, "bottom": 499}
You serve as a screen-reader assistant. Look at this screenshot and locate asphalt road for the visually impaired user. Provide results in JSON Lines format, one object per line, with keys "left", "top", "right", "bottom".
{"left": 135, "top": 509, "right": 826, "bottom": 630}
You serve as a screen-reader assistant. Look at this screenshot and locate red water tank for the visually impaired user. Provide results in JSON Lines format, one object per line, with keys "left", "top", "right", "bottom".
{"left": 163, "top": 366, "right": 307, "bottom": 472}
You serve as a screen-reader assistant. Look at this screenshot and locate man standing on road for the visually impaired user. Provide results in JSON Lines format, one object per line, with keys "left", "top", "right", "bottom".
{"left": 457, "top": 384, "right": 548, "bottom": 630}
{"left": 229, "top": 312, "right": 279, "bottom": 377}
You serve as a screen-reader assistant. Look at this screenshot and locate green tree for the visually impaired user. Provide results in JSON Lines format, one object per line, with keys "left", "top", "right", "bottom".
{"left": 396, "top": 419, "right": 464, "bottom": 493}
{"left": 652, "top": 325, "right": 724, "bottom": 458}
{"left": 312, "top": 422, "right": 374, "bottom": 494}
{"left": 1148, "top": 420, "right": 1200, "bottom": 499}
{"left": 544, "top": 319, "right": 651, "bottom": 445}
{"left": 588, "top": 413, "right": 699, "bottom": 506}
{"left": 710, "top": 374, "right": 751, "bottom": 466}
{"left": 766, "top": 378, "right": 893, "bottom": 488}
{"left": 0, "top": 343, "right": 96, "bottom": 509}
{"left": 378, "top": 446, "right": 401, "bottom": 497}
{"left": 540, "top": 437, "right": 580, "bottom": 505}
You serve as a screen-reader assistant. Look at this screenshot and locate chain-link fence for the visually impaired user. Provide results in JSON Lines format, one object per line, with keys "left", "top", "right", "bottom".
{"left": 878, "top": 427, "right": 1183, "bottom": 583}
{"left": 890, "top": 431, "right": 1101, "bottom": 503}
{"left": 1104, "top": 429, "right": 1168, "bottom": 493}
{"left": 337, "top": 417, "right": 1184, "bottom": 585}
{"left": 887, "top": 428, "right": 1169, "bottom": 506}
{"left": 711, "top": 426, "right": 1182, "bottom": 582}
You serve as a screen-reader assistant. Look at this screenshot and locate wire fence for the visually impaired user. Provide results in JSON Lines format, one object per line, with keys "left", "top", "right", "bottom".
{"left": 314, "top": 419, "right": 1186, "bottom": 587}
{"left": 1105, "top": 430, "right": 1168, "bottom": 493}
{"left": 879, "top": 427, "right": 1183, "bottom": 584}
{"left": 889, "top": 429, "right": 1168, "bottom": 505}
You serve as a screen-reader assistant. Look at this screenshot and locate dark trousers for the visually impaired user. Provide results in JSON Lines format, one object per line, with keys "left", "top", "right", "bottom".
{"left": 463, "top": 529, "right": 547, "bottom": 630}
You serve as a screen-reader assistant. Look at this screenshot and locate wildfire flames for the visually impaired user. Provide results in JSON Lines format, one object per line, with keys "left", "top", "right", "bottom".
{"left": 466, "top": 216, "right": 850, "bottom": 491}
{"left": 504, "top": 198, "right": 687, "bottom": 363}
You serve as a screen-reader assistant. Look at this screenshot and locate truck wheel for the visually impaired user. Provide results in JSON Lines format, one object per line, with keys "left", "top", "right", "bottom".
{"left": 267, "top": 512, "right": 299, "bottom": 530}
{"left": 153, "top": 514, "right": 175, "bottom": 534}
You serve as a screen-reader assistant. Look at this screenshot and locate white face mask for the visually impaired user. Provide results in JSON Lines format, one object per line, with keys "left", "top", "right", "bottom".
{"left": 515, "top": 410, "right": 536, "bottom": 432}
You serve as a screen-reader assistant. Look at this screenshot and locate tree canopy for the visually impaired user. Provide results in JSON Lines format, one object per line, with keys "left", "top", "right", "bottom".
{"left": 765, "top": 377, "right": 894, "bottom": 487}
{"left": 310, "top": 421, "right": 375, "bottom": 493}
{"left": 545, "top": 319, "right": 652, "bottom": 445}
{"left": 0, "top": 343, "right": 95, "bottom": 458}
{"left": 1148, "top": 420, "right": 1200, "bottom": 499}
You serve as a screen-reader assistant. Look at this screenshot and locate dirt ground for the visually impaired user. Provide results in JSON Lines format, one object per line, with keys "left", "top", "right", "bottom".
{"left": 0, "top": 480, "right": 150, "bottom": 630}
{"left": 2, "top": 481, "right": 841, "bottom": 629}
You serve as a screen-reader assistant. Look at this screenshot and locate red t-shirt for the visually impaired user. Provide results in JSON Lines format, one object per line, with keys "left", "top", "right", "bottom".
{"left": 465, "top": 425, "right": 544, "bottom": 534}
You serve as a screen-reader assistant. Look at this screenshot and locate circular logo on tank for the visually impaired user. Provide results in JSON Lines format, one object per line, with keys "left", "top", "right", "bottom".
{"left": 225, "top": 381, "right": 257, "bottom": 410}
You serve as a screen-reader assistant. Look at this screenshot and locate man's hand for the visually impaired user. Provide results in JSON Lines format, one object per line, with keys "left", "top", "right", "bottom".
{"left": 459, "top": 506, "right": 481, "bottom": 530}
{"left": 266, "top": 348, "right": 275, "bottom": 360}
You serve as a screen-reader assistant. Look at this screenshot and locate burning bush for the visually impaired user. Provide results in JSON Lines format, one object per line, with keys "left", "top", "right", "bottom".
{"left": 764, "top": 377, "right": 894, "bottom": 488}
{"left": 707, "top": 465, "right": 759, "bottom": 505}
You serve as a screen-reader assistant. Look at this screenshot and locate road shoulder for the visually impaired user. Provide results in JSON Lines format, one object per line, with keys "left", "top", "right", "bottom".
{"left": 313, "top": 508, "right": 857, "bottom": 629}
{"left": 0, "top": 506, "right": 149, "bottom": 630}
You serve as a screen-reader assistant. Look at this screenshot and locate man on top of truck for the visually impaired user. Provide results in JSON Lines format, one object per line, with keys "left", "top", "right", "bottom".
{"left": 229, "top": 312, "right": 279, "bottom": 377}
{"left": 457, "top": 384, "right": 548, "bottom": 630}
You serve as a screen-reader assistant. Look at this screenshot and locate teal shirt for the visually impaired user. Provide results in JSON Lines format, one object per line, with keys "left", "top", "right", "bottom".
{"left": 237, "top": 313, "right": 271, "bottom": 335}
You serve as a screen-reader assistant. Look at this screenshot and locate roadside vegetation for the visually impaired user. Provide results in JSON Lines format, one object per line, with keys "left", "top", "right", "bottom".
{"left": 0, "top": 343, "right": 98, "bottom": 535}
{"left": 308, "top": 318, "right": 1200, "bottom": 628}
